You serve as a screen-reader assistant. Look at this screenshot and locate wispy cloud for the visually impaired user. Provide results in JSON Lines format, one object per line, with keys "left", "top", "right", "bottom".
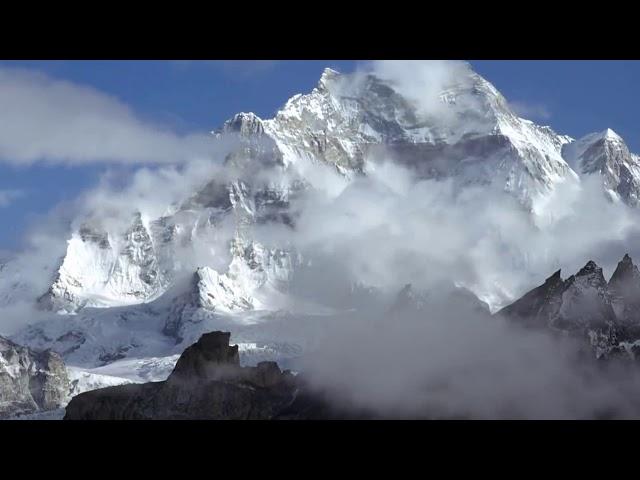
{"left": 0, "top": 189, "right": 24, "bottom": 208}
{"left": 0, "top": 67, "right": 222, "bottom": 166}
{"left": 509, "top": 100, "right": 552, "bottom": 121}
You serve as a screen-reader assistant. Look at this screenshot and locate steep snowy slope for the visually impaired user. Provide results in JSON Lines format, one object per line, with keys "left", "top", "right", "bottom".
{"left": 35, "top": 64, "right": 579, "bottom": 316}
{"left": 562, "top": 129, "right": 640, "bottom": 206}
{"left": 261, "top": 67, "right": 575, "bottom": 206}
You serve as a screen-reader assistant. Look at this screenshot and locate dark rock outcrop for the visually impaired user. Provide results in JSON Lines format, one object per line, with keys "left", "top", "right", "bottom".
{"left": 498, "top": 255, "right": 640, "bottom": 358}
{"left": 499, "top": 269, "right": 565, "bottom": 329}
{"left": 63, "top": 332, "right": 298, "bottom": 420}
{"left": 0, "top": 336, "right": 70, "bottom": 418}
{"left": 609, "top": 254, "right": 640, "bottom": 334}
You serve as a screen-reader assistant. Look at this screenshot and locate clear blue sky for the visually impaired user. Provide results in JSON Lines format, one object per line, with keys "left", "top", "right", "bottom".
{"left": 1, "top": 60, "right": 639, "bottom": 250}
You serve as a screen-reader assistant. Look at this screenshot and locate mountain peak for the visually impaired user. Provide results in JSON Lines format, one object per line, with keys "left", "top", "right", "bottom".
{"left": 609, "top": 253, "right": 640, "bottom": 288}
{"left": 561, "top": 127, "right": 640, "bottom": 206}
{"left": 546, "top": 269, "right": 563, "bottom": 283}
{"left": 581, "top": 128, "right": 625, "bottom": 145}
{"left": 218, "top": 112, "right": 264, "bottom": 137}
{"left": 169, "top": 331, "right": 240, "bottom": 382}
{"left": 317, "top": 67, "right": 340, "bottom": 91}
{"left": 578, "top": 260, "right": 600, "bottom": 275}
{"left": 602, "top": 128, "right": 623, "bottom": 142}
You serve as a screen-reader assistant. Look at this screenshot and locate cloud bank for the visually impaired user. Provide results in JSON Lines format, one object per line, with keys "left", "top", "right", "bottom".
{"left": 0, "top": 67, "right": 218, "bottom": 166}
{"left": 300, "top": 290, "right": 640, "bottom": 419}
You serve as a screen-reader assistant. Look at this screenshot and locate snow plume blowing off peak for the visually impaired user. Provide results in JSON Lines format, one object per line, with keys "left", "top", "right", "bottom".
{"left": 366, "top": 60, "right": 481, "bottom": 121}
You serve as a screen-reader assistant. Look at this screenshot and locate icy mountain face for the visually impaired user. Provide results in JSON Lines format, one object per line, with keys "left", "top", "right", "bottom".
{"left": 38, "top": 213, "right": 170, "bottom": 313}
{"left": 0, "top": 335, "right": 70, "bottom": 418}
{"left": 67, "top": 367, "right": 134, "bottom": 397}
{"left": 499, "top": 255, "right": 640, "bottom": 359}
{"left": 162, "top": 266, "right": 256, "bottom": 344}
{"left": 35, "top": 65, "right": 578, "bottom": 315}
{"left": 262, "top": 68, "right": 575, "bottom": 207}
{"left": 562, "top": 129, "right": 640, "bottom": 206}
{"left": 38, "top": 176, "right": 301, "bottom": 314}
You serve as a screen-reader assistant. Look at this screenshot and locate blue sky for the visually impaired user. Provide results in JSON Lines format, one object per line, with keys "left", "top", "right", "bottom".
{"left": 0, "top": 60, "right": 639, "bottom": 251}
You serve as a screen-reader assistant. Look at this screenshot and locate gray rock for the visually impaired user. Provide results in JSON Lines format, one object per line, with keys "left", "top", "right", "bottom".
{"left": 609, "top": 254, "right": 640, "bottom": 332}
{"left": 498, "top": 256, "right": 640, "bottom": 358}
{"left": 63, "top": 331, "right": 297, "bottom": 420}
{"left": 0, "top": 335, "right": 70, "bottom": 419}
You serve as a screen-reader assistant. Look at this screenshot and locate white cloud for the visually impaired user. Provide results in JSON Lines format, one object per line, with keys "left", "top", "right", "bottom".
{"left": 365, "top": 60, "right": 477, "bottom": 121}
{"left": 248, "top": 158, "right": 640, "bottom": 418}
{"left": 0, "top": 189, "right": 24, "bottom": 207}
{"left": 0, "top": 67, "right": 221, "bottom": 166}
{"left": 509, "top": 100, "right": 552, "bottom": 120}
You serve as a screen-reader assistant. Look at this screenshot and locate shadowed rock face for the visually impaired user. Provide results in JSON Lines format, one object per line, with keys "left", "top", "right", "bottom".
{"left": 499, "top": 270, "right": 565, "bottom": 329}
{"left": 63, "top": 332, "right": 298, "bottom": 420}
{"left": 499, "top": 255, "right": 640, "bottom": 358}
{"left": 609, "top": 255, "right": 640, "bottom": 332}
{"left": 0, "top": 336, "right": 70, "bottom": 418}
{"left": 63, "top": 331, "right": 380, "bottom": 420}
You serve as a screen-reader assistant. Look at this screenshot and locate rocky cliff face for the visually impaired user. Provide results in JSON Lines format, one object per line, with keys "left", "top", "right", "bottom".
{"left": 499, "top": 254, "right": 640, "bottom": 358}
{"left": 63, "top": 332, "right": 298, "bottom": 420}
{"left": 0, "top": 336, "right": 70, "bottom": 418}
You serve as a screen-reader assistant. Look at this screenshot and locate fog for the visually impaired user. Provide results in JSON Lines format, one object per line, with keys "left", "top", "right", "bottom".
{"left": 0, "top": 67, "right": 232, "bottom": 166}
{"left": 299, "top": 293, "right": 640, "bottom": 419}
{"left": 247, "top": 150, "right": 640, "bottom": 419}
{"left": 251, "top": 157, "right": 640, "bottom": 311}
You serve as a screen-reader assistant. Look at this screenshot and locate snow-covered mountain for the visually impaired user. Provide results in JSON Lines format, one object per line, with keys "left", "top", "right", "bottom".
{"left": 4, "top": 62, "right": 640, "bottom": 405}
{"left": 32, "top": 65, "right": 586, "bottom": 315}
{"left": 563, "top": 128, "right": 640, "bottom": 206}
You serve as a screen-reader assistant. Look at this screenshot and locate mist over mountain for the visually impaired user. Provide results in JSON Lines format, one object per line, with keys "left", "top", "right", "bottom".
{"left": 3, "top": 61, "right": 640, "bottom": 419}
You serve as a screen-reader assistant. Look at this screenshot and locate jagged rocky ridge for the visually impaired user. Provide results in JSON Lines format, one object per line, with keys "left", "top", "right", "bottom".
{"left": 64, "top": 330, "right": 384, "bottom": 420}
{"left": 64, "top": 331, "right": 300, "bottom": 420}
{"left": 499, "top": 254, "right": 640, "bottom": 359}
{"left": 0, "top": 335, "right": 70, "bottom": 418}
